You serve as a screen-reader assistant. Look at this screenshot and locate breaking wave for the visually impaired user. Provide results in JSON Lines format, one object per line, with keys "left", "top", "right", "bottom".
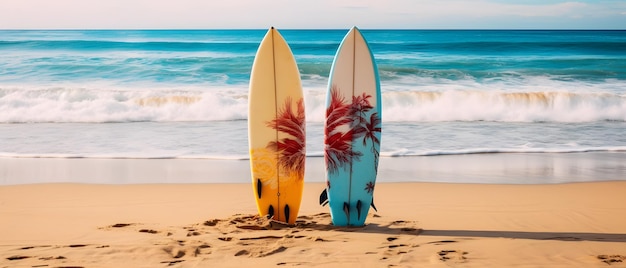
{"left": 381, "top": 90, "right": 626, "bottom": 122}
{"left": 1, "top": 86, "right": 624, "bottom": 123}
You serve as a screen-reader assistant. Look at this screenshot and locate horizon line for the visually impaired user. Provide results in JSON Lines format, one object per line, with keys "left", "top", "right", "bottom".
{"left": 1, "top": 28, "right": 625, "bottom": 31}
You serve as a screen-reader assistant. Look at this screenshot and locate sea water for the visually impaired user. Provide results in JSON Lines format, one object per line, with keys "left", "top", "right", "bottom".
{"left": 1, "top": 30, "right": 625, "bottom": 183}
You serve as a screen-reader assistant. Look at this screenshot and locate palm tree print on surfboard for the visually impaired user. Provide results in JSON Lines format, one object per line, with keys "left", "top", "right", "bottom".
{"left": 325, "top": 87, "right": 381, "bottom": 173}
{"left": 320, "top": 27, "right": 382, "bottom": 226}
{"left": 249, "top": 27, "right": 305, "bottom": 224}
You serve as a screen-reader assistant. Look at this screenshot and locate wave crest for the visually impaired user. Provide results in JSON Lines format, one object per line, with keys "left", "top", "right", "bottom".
{"left": 0, "top": 87, "right": 247, "bottom": 123}
{"left": 1, "top": 86, "right": 624, "bottom": 123}
{"left": 381, "top": 90, "right": 626, "bottom": 122}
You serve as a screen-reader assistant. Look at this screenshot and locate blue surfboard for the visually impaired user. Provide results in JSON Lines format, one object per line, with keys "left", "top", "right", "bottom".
{"left": 320, "top": 27, "right": 382, "bottom": 226}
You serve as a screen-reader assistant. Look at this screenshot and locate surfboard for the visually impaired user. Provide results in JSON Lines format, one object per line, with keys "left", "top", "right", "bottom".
{"left": 248, "top": 27, "right": 305, "bottom": 224}
{"left": 320, "top": 27, "right": 382, "bottom": 226}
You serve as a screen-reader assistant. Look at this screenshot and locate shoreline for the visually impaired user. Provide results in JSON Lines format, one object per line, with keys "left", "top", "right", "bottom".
{"left": 1, "top": 181, "right": 625, "bottom": 267}
{"left": 2, "top": 151, "right": 626, "bottom": 185}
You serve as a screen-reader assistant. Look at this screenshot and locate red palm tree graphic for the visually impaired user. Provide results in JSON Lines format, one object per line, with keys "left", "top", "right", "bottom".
{"left": 325, "top": 86, "right": 360, "bottom": 173}
{"left": 266, "top": 97, "right": 306, "bottom": 178}
{"left": 363, "top": 112, "right": 381, "bottom": 169}
{"left": 350, "top": 92, "right": 374, "bottom": 128}
{"left": 325, "top": 86, "right": 381, "bottom": 175}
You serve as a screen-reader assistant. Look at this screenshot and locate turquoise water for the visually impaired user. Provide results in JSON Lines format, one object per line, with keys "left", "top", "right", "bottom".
{"left": 1, "top": 29, "right": 625, "bottom": 161}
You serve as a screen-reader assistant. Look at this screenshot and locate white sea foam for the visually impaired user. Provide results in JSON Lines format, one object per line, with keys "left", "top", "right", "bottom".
{"left": 0, "top": 86, "right": 248, "bottom": 123}
{"left": 380, "top": 89, "right": 626, "bottom": 122}
{"left": 1, "top": 79, "right": 625, "bottom": 123}
{"left": 2, "top": 146, "right": 625, "bottom": 160}
{"left": 381, "top": 146, "right": 626, "bottom": 157}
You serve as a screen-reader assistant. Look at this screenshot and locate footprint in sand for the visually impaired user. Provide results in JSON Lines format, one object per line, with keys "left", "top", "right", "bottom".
{"left": 597, "top": 254, "right": 625, "bottom": 265}
{"left": 67, "top": 244, "right": 88, "bottom": 248}
{"left": 383, "top": 220, "right": 422, "bottom": 234}
{"left": 161, "top": 260, "right": 185, "bottom": 266}
{"left": 110, "top": 223, "right": 134, "bottom": 228}
{"left": 235, "top": 246, "right": 288, "bottom": 258}
{"left": 38, "top": 256, "right": 67, "bottom": 260}
{"left": 438, "top": 250, "right": 468, "bottom": 263}
{"left": 162, "top": 246, "right": 186, "bottom": 259}
{"left": 234, "top": 249, "right": 250, "bottom": 256}
{"left": 203, "top": 219, "right": 220, "bottom": 226}
{"left": 187, "top": 231, "right": 201, "bottom": 236}
{"left": 6, "top": 255, "right": 30, "bottom": 260}
{"left": 379, "top": 235, "right": 418, "bottom": 261}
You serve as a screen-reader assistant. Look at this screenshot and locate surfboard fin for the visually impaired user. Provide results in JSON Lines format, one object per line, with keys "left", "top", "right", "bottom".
{"left": 371, "top": 197, "right": 378, "bottom": 212}
{"left": 268, "top": 205, "right": 275, "bottom": 219}
{"left": 356, "top": 200, "right": 363, "bottom": 221}
{"left": 256, "top": 179, "right": 262, "bottom": 199}
{"left": 343, "top": 202, "right": 350, "bottom": 221}
{"left": 284, "top": 205, "right": 290, "bottom": 223}
{"left": 319, "top": 189, "right": 328, "bottom": 206}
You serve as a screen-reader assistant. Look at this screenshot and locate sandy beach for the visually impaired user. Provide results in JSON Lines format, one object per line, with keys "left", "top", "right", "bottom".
{"left": 2, "top": 178, "right": 626, "bottom": 267}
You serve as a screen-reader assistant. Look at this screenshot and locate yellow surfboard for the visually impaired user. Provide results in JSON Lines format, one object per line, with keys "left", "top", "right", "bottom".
{"left": 248, "top": 27, "right": 305, "bottom": 224}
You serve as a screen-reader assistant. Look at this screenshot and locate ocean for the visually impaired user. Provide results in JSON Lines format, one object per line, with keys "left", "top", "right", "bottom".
{"left": 1, "top": 29, "right": 625, "bottom": 184}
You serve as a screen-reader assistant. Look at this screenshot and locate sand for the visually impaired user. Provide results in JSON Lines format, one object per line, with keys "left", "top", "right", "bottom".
{"left": 2, "top": 181, "right": 626, "bottom": 267}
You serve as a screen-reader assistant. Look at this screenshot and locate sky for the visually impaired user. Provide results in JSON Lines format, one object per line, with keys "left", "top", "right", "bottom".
{"left": 1, "top": 0, "right": 625, "bottom": 29}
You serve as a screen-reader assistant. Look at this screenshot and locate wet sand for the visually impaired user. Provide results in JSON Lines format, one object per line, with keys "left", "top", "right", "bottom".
{"left": 2, "top": 152, "right": 625, "bottom": 185}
